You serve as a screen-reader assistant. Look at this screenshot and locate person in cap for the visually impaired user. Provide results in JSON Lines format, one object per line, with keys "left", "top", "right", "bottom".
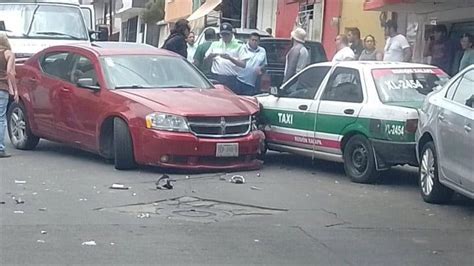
{"left": 333, "top": 34, "right": 355, "bottom": 62}
{"left": 234, "top": 32, "right": 267, "bottom": 96}
{"left": 383, "top": 19, "right": 412, "bottom": 62}
{"left": 205, "top": 22, "right": 250, "bottom": 93}
{"left": 162, "top": 19, "right": 191, "bottom": 58}
{"left": 193, "top": 28, "right": 217, "bottom": 77}
{"left": 283, "top": 28, "right": 310, "bottom": 83}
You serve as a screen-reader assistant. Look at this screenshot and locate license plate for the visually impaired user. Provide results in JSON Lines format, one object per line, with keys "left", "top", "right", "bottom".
{"left": 216, "top": 143, "right": 239, "bottom": 157}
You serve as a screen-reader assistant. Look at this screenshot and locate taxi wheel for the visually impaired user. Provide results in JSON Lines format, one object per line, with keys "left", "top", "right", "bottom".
{"left": 113, "top": 118, "right": 137, "bottom": 170}
{"left": 343, "top": 135, "right": 378, "bottom": 184}
{"left": 7, "top": 102, "right": 39, "bottom": 150}
{"left": 419, "top": 142, "right": 453, "bottom": 204}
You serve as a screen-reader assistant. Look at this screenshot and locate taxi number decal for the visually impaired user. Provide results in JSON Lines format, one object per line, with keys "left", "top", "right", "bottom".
{"left": 385, "top": 124, "right": 405, "bottom": 136}
{"left": 384, "top": 80, "right": 423, "bottom": 90}
{"left": 277, "top": 113, "right": 293, "bottom": 125}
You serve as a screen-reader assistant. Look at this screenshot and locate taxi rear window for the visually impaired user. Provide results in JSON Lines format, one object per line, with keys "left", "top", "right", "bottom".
{"left": 372, "top": 68, "right": 449, "bottom": 103}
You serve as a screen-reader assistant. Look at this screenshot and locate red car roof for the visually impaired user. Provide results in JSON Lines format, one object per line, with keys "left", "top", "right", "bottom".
{"left": 46, "top": 42, "right": 180, "bottom": 57}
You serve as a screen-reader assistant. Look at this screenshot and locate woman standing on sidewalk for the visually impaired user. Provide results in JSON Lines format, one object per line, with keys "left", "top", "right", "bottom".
{"left": 0, "top": 33, "right": 18, "bottom": 158}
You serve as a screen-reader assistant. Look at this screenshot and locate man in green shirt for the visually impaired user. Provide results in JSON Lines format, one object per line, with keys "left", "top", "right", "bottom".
{"left": 193, "top": 28, "right": 216, "bottom": 77}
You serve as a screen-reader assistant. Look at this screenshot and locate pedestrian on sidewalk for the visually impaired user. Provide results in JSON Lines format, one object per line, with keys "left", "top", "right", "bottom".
{"left": 383, "top": 20, "right": 412, "bottom": 62}
{"left": 359, "top": 35, "right": 383, "bottom": 61}
{"left": 424, "top": 24, "right": 456, "bottom": 75}
{"left": 332, "top": 34, "right": 355, "bottom": 62}
{"left": 186, "top": 31, "right": 197, "bottom": 63}
{"left": 347, "top": 27, "right": 364, "bottom": 59}
{"left": 0, "top": 33, "right": 18, "bottom": 158}
{"left": 459, "top": 33, "right": 474, "bottom": 72}
{"left": 283, "top": 28, "right": 309, "bottom": 83}
{"left": 162, "top": 19, "right": 190, "bottom": 58}
{"left": 205, "top": 22, "right": 249, "bottom": 93}
{"left": 234, "top": 32, "right": 267, "bottom": 96}
{"left": 193, "top": 28, "right": 217, "bottom": 77}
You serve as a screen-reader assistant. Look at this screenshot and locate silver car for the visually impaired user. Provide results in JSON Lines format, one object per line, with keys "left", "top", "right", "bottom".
{"left": 416, "top": 65, "right": 474, "bottom": 203}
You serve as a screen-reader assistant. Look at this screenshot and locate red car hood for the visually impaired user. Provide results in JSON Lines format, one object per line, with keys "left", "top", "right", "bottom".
{"left": 112, "top": 87, "right": 259, "bottom": 116}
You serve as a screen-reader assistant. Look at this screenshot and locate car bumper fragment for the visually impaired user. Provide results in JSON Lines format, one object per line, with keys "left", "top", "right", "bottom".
{"left": 370, "top": 139, "right": 418, "bottom": 168}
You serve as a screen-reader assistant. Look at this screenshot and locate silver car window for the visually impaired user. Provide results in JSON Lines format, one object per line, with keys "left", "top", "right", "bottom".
{"left": 452, "top": 69, "right": 474, "bottom": 108}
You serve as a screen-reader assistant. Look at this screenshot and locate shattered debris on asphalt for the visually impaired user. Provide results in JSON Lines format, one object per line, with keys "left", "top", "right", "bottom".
{"left": 110, "top": 183, "right": 129, "bottom": 190}
{"left": 230, "top": 175, "right": 245, "bottom": 184}
{"left": 156, "top": 174, "right": 175, "bottom": 190}
{"left": 81, "top": 240, "right": 97, "bottom": 246}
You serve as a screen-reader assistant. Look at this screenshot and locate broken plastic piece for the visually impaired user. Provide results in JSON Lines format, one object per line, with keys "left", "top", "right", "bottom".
{"left": 81, "top": 240, "right": 97, "bottom": 246}
{"left": 110, "top": 183, "right": 129, "bottom": 190}
{"left": 14, "top": 180, "right": 26, "bottom": 184}
{"left": 250, "top": 186, "right": 262, "bottom": 191}
{"left": 231, "top": 175, "right": 245, "bottom": 184}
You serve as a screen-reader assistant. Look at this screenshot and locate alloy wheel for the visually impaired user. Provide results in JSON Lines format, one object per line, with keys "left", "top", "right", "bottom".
{"left": 10, "top": 107, "right": 27, "bottom": 145}
{"left": 420, "top": 148, "right": 435, "bottom": 195}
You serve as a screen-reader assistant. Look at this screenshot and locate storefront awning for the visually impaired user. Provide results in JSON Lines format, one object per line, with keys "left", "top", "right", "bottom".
{"left": 364, "top": 0, "right": 474, "bottom": 13}
{"left": 187, "top": 0, "right": 222, "bottom": 21}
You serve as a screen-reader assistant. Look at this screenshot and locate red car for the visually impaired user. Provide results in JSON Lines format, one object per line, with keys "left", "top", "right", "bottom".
{"left": 8, "top": 42, "right": 265, "bottom": 170}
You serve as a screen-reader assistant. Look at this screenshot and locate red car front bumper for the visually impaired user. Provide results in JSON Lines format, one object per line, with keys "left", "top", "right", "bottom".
{"left": 131, "top": 127, "right": 265, "bottom": 171}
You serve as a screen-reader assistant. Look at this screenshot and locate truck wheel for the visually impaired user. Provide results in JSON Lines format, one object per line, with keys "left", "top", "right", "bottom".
{"left": 113, "top": 118, "right": 136, "bottom": 170}
{"left": 343, "top": 135, "right": 378, "bottom": 184}
{"left": 7, "top": 102, "right": 39, "bottom": 150}
{"left": 419, "top": 141, "right": 453, "bottom": 204}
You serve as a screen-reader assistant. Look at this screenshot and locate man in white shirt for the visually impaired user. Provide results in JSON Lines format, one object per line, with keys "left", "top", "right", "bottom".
{"left": 186, "top": 31, "right": 197, "bottom": 63}
{"left": 383, "top": 20, "right": 412, "bottom": 62}
{"left": 205, "top": 23, "right": 250, "bottom": 93}
{"left": 332, "top": 34, "right": 355, "bottom": 62}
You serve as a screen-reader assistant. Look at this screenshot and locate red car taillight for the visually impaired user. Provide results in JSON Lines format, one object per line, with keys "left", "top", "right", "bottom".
{"left": 260, "top": 73, "right": 271, "bottom": 93}
{"left": 405, "top": 119, "right": 418, "bottom": 133}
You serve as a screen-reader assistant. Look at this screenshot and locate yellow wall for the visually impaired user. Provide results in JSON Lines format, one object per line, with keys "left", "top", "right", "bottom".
{"left": 340, "top": 0, "right": 386, "bottom": 49}
{"left": 165, "top": 0, "right": 193, "bottom": 23}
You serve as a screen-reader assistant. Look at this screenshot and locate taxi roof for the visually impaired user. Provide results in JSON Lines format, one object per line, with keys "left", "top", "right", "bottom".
{"left": 311, "top": 61, "right": 439, "bottom": 70}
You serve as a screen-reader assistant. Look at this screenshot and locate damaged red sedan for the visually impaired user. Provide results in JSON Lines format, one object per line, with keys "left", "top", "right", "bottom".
{"left": 8, "top": 43, "right": 265, "bottom": 170}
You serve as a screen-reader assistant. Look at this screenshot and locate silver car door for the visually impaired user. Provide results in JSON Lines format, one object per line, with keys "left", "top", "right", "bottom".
{"left": 438, "top": 69, "right": 474, "bottom": 189}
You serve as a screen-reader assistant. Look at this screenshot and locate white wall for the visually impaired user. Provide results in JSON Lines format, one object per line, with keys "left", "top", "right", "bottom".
{"left": 256, "top": 0, "right": 277, "bottom": 32}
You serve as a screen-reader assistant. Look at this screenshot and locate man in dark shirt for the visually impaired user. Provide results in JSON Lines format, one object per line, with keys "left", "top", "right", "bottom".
{"left": 424, "top": 24, "right": 456, "bottom": 75}
{"left": 162, "top": 19, "right": 190, "bottom": 58}
{"left": 347, "top": 27, "right": 364, "bottom": 60}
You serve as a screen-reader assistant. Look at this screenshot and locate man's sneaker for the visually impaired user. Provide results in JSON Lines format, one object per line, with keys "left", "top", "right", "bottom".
{"left": 0, "top": 151, "right": 11, "bottom": 158}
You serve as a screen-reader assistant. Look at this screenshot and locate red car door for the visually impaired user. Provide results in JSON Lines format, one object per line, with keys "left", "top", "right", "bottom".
{"left": 30, "top": 52, "right": 72, "bottom": 138}
{"left": 56, "top": 52, "right": 103, "bottom": 151}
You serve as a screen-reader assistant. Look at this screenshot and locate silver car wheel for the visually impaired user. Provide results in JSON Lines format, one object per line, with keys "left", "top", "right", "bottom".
{"left": 10, "top": 107, "right": 27, "bottom": 146}
{"left": 420, "top": 148, "right": 435, "bottom": 196}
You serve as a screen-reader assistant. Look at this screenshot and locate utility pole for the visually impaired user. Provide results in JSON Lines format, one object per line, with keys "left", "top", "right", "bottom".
{"left": 109, "top": 0, "right": 113, "bottom": 39}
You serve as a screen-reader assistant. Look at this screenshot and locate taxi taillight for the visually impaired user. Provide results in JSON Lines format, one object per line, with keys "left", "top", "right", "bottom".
{"left": 405, "top": 119, "right": 418, "bottom": 133}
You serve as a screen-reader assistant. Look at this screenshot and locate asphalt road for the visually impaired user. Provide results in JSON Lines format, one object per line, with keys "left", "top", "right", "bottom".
{"left": 1, "top": 140, "right": 473, "bottom": 266}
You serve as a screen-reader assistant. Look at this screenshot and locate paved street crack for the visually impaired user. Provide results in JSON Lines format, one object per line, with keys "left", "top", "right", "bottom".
{"left": 96, "top": 196, "right": 287, "bottom": 223}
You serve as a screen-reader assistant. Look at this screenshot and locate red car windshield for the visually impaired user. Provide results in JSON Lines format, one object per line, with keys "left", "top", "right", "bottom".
{"left": 372, "top": 68, "right": 449, "bottom": 103}
{"left": 100, "top": 55, "right": 212, "bottom": 89}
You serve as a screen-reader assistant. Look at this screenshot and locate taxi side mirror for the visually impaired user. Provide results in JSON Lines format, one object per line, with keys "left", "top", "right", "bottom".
{"left": 270, "top": 86, "right": 280, "bottom": 97}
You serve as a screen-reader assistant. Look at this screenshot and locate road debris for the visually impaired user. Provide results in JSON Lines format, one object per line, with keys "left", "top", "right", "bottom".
{"left": 256, "top": 173, "right": 261, "bottom": 177}
{"left": 137, "top": 213, "right": 151, "bottom": 219}
{"left": 132, "top": 193, "right": 137, "bottom": 196}
{"left": 14, "top": 210, "right": 24, "bottom": 214}
{"left": 14, "top": 180, "right": 26, "bottom": 184}
{"left": 230, "top": 175, "right": 245, "bottom": 184}
{"left": 0, "top": 201, "right": 5, "bottom": 204}
{"left": 110, "top": 242, "right": 115, "bottom": 246}
{"left": 81, "top": 240, "right": 97, "bottom": 246}
{"left": 79, "top": 198, "right": 88, "bottom": 201}
{"left": 219, "top": 176, "right": 227, "bottom": 181}
{"left": 250, "top": 186, "right": 262, "bottom": 191}
{"left": 335, "top": 180, "right": 340, "bottom": 184}
{"left": 15, "top": 197, "right": 24, "bottom": 204}
{"left": 110, "top": 183, "right": 129, "bottom": 190}
{"left": 41, "top": 230, "right": 47, "bottom": 235}
{"left": 38, "top": 208, "right": 47, "bottom": 211}
{"left": 156, "top": 175, "right": 175, "bottom": 190}
{"left": 37, "top": 240, "right": 46, "bottom": 243}
{"left": 186, "top": 175, "right": 190, "bottom": 179}
{"left": 254, "top": 239, "right": 260, "bottom": 243}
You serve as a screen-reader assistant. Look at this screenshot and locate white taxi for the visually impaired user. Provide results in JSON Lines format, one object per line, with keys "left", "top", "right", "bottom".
{"left": 257, "top": 62, "right": 449, "bottom": 183}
